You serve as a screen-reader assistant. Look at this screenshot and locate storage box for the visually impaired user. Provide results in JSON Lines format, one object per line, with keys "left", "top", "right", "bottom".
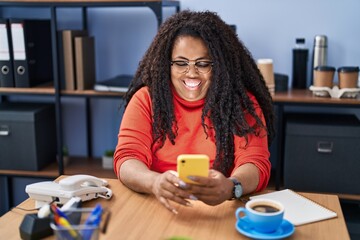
{"left": 0, "top": 102, "right": 56, "bottom": 171}
{"left": 283, "top": 113, "right": 360, "bottom": 195}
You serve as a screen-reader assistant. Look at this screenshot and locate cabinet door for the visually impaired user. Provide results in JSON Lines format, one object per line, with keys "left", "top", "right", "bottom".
{"left": 284, "top": 122, "right": 360, "bottom": 195}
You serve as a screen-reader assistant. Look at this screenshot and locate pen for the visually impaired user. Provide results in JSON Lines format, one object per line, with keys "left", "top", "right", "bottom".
{"left": 51, "top": 204, "right": 80, "bottom": 239}
{"left": 84, "top": 204, "right": 103, "bottom": 225}
{"left": 101, "top": 210, "right": 111, "bottom": 234}
{"left": 81, "top": 204, "right": 103, "bottom": 240}
{"left": 51, "top": 204, "right": 71, "bottom": 221}
{"left": 58, "top": 216, "right": 79, "bottom": 239}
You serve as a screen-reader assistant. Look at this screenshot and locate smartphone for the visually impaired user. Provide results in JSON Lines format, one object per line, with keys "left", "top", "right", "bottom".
{"left": 177, "top": 154, "right": 210, "bottom": 184}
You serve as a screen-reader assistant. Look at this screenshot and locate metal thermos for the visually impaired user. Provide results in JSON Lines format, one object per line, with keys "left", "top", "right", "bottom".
{"left": 311, "top": 35, "right": 328, "bottom": 84}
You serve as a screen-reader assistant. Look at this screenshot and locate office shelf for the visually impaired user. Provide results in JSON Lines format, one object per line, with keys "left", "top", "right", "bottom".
{"left": 0, "top": 157, "right": 116, "bottom": 179}
{"left": 0, "top": 86, "right": 55, "bottom": 95}
{"left": 0, "top": 1, "right": 179, "bottom": 214}
{"left": 0, "top": 0, "right": 180, "bottom": 176}
{"left": 61, "top": 89, "right": 126, "bottom": 98}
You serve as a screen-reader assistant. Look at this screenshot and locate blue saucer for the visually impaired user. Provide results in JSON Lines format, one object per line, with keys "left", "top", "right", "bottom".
{"left": 235, "top": 217, "right": 295, "bottom": 240}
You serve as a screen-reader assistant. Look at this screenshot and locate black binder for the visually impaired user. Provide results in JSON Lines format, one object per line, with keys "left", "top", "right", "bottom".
{"left": 10, "top": 19, "right": 53, "bottom": 88}
{"left": 0, "top": 19, "right": 14, "bottom": 87}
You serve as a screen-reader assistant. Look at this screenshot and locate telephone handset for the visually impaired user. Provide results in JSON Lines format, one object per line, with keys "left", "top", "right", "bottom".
{"left": 59, "top": 174, "right": 108, "bottom": 190}
{"left": 25, "top": 174, "right": 113, "bottom": 208}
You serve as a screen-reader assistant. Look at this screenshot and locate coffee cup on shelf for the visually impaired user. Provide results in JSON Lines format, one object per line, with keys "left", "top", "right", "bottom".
{"left": 257, "top": 59, "right": 275, "bottom": 93}
{"left": 337, "top": 66, "right": 359, "bottom": 89}
{"left": 235, "top": 198, "right": 284, "bottom": 233}
{"left": 313, "top": 66, "right": 335, "bottom": 88}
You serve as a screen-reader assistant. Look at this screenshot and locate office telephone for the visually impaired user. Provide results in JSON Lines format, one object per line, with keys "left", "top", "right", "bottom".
{"left": 25, "top": 174, "right": 113, "bottom": 208}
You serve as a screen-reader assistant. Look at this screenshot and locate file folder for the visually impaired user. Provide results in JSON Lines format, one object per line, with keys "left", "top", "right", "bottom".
{"left": 74, "top": 36, "right": 96, "bottom": 90}
{"left": 0, "top": 19, "right": 14, "bottom": 87}
{"left": 10, "top": 19, "right": 53, "bottom": 88}
{"left": 62, "top": 30, "right": 88, "bottom": 90}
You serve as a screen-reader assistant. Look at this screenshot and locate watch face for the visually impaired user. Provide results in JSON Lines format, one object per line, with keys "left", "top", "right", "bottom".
{"left": 235, "top": 185, "right": 242, "bottom": 198}
{"left": 230, "top": 178, "right": 242, "bottom": 200}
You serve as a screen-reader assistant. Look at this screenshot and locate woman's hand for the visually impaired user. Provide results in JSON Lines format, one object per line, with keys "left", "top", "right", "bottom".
{"left": 186, "top": 169, "right": 234, "bottom": 206}
{"left": 151, "top": 170, "right": 196, "bottom": 214}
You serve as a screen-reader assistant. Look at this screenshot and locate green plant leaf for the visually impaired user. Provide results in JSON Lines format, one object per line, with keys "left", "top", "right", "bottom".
{"left": 104, "top": 149, "right": 114, "bottom": 157}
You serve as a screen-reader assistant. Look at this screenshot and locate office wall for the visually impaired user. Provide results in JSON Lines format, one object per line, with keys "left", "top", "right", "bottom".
{"left": 86, "top": 0, "right": 360, "bottom": 158}
{"left": 181, "top": 0, "right": 360, "bottom": 85}
{"left": 3, "top": 0, "right": 360, "bottom": 157}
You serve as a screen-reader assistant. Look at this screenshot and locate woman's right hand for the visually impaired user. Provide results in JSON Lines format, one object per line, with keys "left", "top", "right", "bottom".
{"left": 119, "top": 160, "right": 195, "bottom": 214}
{"left": 151, "top": 170, "right": 195, "bottom": 214}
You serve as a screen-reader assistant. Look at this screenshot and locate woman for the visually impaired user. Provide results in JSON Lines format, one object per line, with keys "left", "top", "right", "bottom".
{"left": 114, "top": 10, "right": 275, "bottom": 214}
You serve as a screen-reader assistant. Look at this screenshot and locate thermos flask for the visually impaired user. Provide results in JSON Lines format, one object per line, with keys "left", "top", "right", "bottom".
{"left": 292, "top": 38, "right": 308, "bottom": 89}
{"left": 311, "top": 35, "right": 328, "bottom": 85}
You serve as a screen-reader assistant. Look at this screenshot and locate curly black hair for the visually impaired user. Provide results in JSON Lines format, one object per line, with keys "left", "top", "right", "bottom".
{"left": 124, "top": 10, "right": 275, "bottom": 177}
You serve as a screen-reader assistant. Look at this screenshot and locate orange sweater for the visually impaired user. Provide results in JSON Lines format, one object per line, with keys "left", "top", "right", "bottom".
{"left": 114, "top": 87, "right": 271, "bottom": 191}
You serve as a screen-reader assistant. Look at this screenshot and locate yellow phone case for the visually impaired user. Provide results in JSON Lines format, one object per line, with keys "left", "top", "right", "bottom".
{"left": 177, "top": 154, "right": 210, "bottom": 184}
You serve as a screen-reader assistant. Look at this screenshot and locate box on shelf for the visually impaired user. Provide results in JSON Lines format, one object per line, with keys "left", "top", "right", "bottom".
{"left": 283, "top": 113, "right": 360, "bottom": 195}
{"left": 0, "top": 102, "right": 57, "bottom": 171}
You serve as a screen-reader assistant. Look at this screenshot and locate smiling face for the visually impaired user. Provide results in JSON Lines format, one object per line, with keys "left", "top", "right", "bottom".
{"left": 171, "top": 36, "right": 212, "bottom": 101}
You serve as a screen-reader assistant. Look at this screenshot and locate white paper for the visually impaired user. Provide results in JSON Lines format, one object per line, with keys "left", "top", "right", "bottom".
{"left": 250, "top": 189, "right": 337, "bottom": 226}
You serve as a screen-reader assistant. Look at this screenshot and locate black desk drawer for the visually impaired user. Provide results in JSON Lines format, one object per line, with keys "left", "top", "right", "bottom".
{"left": 284, "top": 114, "right": 360, "bottom": 195}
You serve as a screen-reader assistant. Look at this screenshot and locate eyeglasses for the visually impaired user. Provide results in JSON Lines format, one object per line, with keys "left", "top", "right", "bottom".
{"left": 170, "top": 60, "right": 213, "bottom": 74}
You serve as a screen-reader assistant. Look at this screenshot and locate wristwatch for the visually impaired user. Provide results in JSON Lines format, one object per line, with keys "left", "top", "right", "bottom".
{"left": 229, "top": 177, "right": 243, "bottom": 200}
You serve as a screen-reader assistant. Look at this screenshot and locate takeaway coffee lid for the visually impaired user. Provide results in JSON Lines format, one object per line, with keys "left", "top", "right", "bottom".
{"left": 314, "top": 66, "right": 335, "bottom": 72}
{"left": 337, "top": 66, "right": 359, "bottom": 73}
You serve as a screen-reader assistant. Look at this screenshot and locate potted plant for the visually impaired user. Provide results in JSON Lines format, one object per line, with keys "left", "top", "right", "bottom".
{"left": 57, "top": 145, "right": 70, "bottom": 166}
{"left": 102, "top": 149, "right": 114, "bottom": 169}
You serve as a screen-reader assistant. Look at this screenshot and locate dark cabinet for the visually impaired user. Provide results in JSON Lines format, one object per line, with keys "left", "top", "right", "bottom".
{"left": 284, "top": 113, "right": 360, "bottom": 195}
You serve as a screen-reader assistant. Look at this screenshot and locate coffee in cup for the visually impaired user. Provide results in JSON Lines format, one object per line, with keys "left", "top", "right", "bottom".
{"left": 337, "top": 66, "right": 359, "bottom": 89}
{"left": 257, "top": 59, "right": 275, "bottom": 93}
{"left": 313, "top": 66, "right": 335, "bottom": 88}
{"left": 235, "top": 198, "right": 284, "bottom": 233}
{"left": 251, "top": 204, "right": 280, "bottom": 213}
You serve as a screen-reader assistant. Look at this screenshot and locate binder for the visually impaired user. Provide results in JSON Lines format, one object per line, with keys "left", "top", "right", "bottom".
{"left": 56, "top": 30, "right": 66, "bottom": 90}
{"left": 10, "top": 19, "right": 53, "bottom": 88}
{"left": 62, "top": 30, "right": 88, "bottom": 90}
{"left": 0, "top": 19, "right": 14, "bottom": 87}
{"left": 74, "top": 36, "right": 96, "bottom": 90}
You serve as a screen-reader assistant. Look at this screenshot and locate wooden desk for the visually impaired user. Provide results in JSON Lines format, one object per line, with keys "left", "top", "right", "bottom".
{"left": 0, "top": 178, "right": 350, "bottom": 240}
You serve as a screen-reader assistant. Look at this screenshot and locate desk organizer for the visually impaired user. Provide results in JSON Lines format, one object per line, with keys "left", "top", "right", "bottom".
{"left": 50, "top": 207, "right": 102, "bottom": 240}
{"left": 309, "top": 85, "right": 360, "bottom": 98}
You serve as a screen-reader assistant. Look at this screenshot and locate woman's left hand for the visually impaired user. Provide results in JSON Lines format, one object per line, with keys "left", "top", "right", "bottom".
{"left": 186, "top": 169, "right": 234, "bottom": 205}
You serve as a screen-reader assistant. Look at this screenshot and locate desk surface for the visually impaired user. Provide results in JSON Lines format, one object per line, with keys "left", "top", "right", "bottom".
{"left": 0, "top": 178, "right": 350, "bottom": 240}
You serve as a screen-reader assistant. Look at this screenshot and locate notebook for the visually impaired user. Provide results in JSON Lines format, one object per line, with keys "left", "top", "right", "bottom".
{"left": 94, "top": 75, "right": 133, "bottom": 92}
{"left": 250, "top": 189, "right": 337, "bottom": 226}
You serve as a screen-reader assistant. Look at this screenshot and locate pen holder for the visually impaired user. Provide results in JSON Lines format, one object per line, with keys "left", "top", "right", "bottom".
{"left": 50, "top": 207, "right": 102, "bottom": 240}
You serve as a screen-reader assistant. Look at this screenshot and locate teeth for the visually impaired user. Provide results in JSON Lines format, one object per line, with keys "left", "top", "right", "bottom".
{"left": 184, "top": 80, "right": 201, "bottom": 88}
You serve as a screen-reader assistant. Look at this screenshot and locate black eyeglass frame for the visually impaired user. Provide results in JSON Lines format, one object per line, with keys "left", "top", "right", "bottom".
{"left": 170, "top": 60, "right": 214, "bottom": 74}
